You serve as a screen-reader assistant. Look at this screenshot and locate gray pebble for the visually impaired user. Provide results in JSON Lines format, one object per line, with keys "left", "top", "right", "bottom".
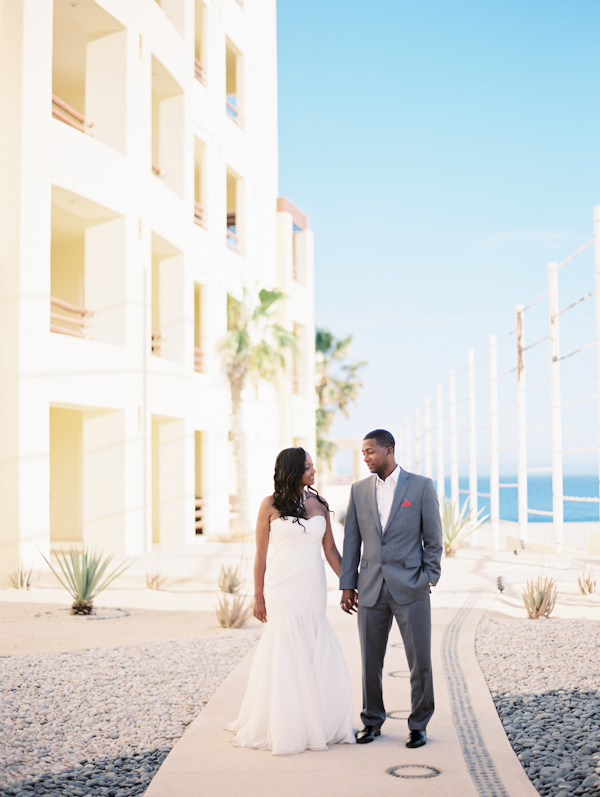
{"left": 477, "top": 617, "right": 600, "bottom": 797}
{"left": 0, "top": 634, "right": 259, "bottom": 794}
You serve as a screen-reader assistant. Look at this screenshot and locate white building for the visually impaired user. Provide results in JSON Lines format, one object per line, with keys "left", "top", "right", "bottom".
{"left": 0, "top": 0, "right": 316, "bottom": 584}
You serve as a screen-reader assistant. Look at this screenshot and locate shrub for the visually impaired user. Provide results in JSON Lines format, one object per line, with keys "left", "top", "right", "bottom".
{"left": 523, "top": 575, "right": 557, "bottom": 619}
{"left": 9, "top": 563, "right": 36, "bottom": 590}
{"left": 440, "top": 497, "right": 488, "bottom": 557}
{"left": 41, "top": 548, "right": 132, "bottom": 615}
{"left": 146, "top": 571, "right": 165, "bottom": 591}
{"left": 216, "top": 593, "right": 252, "bottom": 629}
{"left": 577, "top": 569, "right": 597, "bottom": 595}
{"left": 218, "top": 563, "right": 244, "bottom": 594}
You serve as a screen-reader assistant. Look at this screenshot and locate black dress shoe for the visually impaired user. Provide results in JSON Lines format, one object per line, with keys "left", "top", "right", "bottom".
{"left": 406, "top": 730, "right": 427, "bottom": 748}
{"left": 355, "top": 726, "right": 381, "bottom": 744}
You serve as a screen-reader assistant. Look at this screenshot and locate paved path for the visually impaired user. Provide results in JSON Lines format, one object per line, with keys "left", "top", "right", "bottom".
{"left": 146, "top": 588, "right": 537, "bottom": 797}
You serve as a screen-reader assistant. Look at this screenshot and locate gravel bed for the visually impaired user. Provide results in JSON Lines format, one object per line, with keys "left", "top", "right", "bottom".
{"left": 0, "top": 633, "right": 258, "bottom": 797}
{"left": 476, "top": 617, "right": 600, "bottom": 797}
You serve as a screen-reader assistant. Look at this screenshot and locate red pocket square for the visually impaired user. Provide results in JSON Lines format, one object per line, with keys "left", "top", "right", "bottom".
{"left": 401, "top": 500, "right": 411, "bottom": 507}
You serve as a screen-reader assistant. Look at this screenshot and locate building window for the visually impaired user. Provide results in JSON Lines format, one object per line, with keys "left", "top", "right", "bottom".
{"left": 151, "top": 233, "right": 184, "bottom": 364}
{"left": 226, "top": 168, "right": 242, "bottom": 252}
{"left": 225, "top": 38, "right": 243, "bottom": 126}
{"left": 151, "top": 56, "right": 184, "bottom": 198}
{"left": 50, "top": 188, "right": 125, "bottom": 345}
{"left": 52, "top": 0, "right": 126, "bottom": 152}
{"left": 194, "top": 0, "right": 207, "bottom": 85}
{"left": 153, "top": 0, "right": 185, "bottom": 38}
{"left": 195, "top": 431, "right": 204, "bottom": 535}
{"left": 194, "top": 138, "right": 206, "bottom": 227}
{"left": 194, "top": 284, "right": 205, "bottom": 373}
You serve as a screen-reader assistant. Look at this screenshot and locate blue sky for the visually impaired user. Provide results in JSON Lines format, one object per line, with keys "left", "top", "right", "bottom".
{"left": 276, "top": 1, "right": 600, "bottom": 472}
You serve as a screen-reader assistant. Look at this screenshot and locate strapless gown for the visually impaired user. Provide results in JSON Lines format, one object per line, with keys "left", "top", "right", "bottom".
{"left": 225, "top": 515, "right": 355, "bottom": 755}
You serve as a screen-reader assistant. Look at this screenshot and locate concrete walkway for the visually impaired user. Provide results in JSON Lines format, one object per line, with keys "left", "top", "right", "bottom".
{"left": 145, "top": 587, "right": 538, "bottom": 797}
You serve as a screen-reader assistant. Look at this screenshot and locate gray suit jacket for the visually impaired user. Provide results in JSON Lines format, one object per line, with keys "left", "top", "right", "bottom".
{"left": 339, "top": 469, "right": 443, "bottom": 607}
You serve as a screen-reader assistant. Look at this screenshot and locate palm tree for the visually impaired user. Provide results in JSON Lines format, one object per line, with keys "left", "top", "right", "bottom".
{"left": 315, "top": 328, "right": 366, "bottom": 471}
{"left": 219, "top": 287, "right": 296, "bottom": 531}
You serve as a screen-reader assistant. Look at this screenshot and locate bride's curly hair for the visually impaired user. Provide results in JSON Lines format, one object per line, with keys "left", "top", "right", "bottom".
{"left": 272, "top": 447, "right": 329, "bottom": 525}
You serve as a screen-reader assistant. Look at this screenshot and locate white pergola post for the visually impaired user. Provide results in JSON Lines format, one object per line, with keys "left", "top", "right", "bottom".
{"left": 467, "top": 348, "right": 479, "bottom": 544}
{"left": 405, "top": 418, "right": 412, "bottom": 473}
{"left": 489, "top": 334, "right": 500, "bottom": 550}
{"left": 516, "top": 304, "right": 528, "bottom": 547}
{"left": 548, "top": 260, "right": 564, "bottom": 553}
{"left": 594, "top": 206, "right": 600, "bottom": 512}
{"left": 435, "top": 384, "right": 445, "bottom": 499}
{"left": 414, "top": 409, "right": 422, "bottom": 475}
{"left": 449, "top": 369, "right": 459, "bottom": 510}
{"left": 424, "top": 397, "right": 432, "bottom": 478}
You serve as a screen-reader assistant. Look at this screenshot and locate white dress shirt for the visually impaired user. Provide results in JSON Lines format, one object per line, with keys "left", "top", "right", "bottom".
{"left": 375, "top": 465, "right": 401, "bottom": 529}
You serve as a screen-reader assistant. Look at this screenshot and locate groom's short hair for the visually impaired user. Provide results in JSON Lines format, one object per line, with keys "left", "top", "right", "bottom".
{"left": 363, "top": 429, "right": 395, "bottom": 452}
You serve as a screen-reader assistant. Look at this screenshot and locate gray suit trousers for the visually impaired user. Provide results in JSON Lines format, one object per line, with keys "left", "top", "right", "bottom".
{"left": 357, "top": 580, "right": 433, "bottom": 732}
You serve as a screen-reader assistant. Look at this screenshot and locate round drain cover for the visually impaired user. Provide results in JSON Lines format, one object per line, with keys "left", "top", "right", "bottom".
{"left": 388, "top": 670, "right": 410, "bottom": 678}
{"left": 386, "top": 710, "right": 410, "bottom": 720}
{"left": 387, "top": 765, "right": 441, "bottom": 779}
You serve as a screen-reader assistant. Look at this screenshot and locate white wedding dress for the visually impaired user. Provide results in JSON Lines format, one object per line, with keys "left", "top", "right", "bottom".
{"left": 225, "top": 514, "right": 356, "bottom": 755}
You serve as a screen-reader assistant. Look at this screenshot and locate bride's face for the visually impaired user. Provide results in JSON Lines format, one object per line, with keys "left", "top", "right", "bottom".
{"left": 301, "top": 454, "right": 316, "bottom": 489}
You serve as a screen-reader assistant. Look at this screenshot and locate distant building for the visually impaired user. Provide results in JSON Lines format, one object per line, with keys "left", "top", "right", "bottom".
{"left": 0, "top": 0, "right": 316, "bottom": 582}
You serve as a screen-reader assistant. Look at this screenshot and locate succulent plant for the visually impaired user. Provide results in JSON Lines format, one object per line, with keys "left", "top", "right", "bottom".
{"left": 522, "top": 575, "right": 557, "bottom": 619}
{"left": 577, "top": 569, "right": 597, "bottom": 595}
{"left": 216, "top": 593, "right": 252, "bottom": 629}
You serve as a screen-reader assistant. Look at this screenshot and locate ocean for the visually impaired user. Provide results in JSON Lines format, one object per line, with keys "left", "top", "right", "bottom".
{"left": 449, "top": 475, "right": 600, "bottom": 522}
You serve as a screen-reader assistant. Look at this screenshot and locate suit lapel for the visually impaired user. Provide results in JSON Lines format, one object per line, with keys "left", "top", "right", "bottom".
{"left": 383, "top": 469, "right": 411, "bottom": 534}
{"left": 368, "top": 475, "right": 382, "bottom": 535}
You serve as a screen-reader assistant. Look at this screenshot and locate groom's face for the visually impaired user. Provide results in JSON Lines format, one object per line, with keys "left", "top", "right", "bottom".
{"left": 362, "top": 439, "right": 393, "bottom": 475}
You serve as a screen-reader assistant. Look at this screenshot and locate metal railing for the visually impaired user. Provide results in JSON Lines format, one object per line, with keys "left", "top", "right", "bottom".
{"left": 226, "top": 212, "right": 239, "bottom": 251}
{"left": 151, "top": 330, "right": 166, "bottom": 355}
{"left": 50, "top": 296, "right": 93, "bottom": 338}
{"left": 226, "top": 96, "right": 241, "bottom": 125}
{"left": 195, "top": 496, "right": 204, "bottom": 534}
{"left": 194, "top": 58, "right": 206, "bottom": 86}
{"left": 52, "top": 94, "right": 93, "bottom": 135}
{"left": 400, "top": 205, "right": 600, "bottom": 554}
{"left": 194, "top": 202, "right": 205, "bottom": 227}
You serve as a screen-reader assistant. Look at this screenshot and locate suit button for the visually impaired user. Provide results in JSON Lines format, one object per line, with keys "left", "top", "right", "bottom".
{"left": 382, "top": 561, "right": 386, "bottom": 566}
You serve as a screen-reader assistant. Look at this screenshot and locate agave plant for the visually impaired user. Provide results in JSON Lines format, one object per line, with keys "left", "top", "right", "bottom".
{"left": 440, "top": 497, "right": 489, "bottom": 557}
{"left": 523, "top": 575, "right": 557, "bottom": 619}
{"left": 41, "top": 548, "right": 132, "bottom": 615}
{"left": 9, "top": 563, "right": 36, "bottom": 590}
{"left": 577, "top": 569, "right": 598, "bottom": 595}
{"left": 146, "top": 570, "right": 166, "bottom": 591}
{"left": 218, "top": 563, "right": 244, "bottom": 594}
{"left": 216, "top": 593, "right": 252, "bottom": 629}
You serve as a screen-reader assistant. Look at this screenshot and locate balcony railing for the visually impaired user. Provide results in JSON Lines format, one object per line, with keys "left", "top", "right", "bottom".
{"left": 226, "top": 96, "right": 240, "bottom": 125}
{"left": 52, "top": 94, "right": 93, "bottom": 135}
{"left": 194, "top": 347, "right": 204, "bottom": 373}
{"left": 195, "top": 496, "right": 204, "bottom": 534}
{"left": 194, "top": 58, "right": 206, "bottom": 86}
{"left": 194, "top": 202, "right": 205, "bottom": 227}
{"left": 50, "top": 296, "right": 93, "bottom": 339}
{"left": 226, "top": 212, "right": 239, "bottom": 251}
{"left": 151, "top": 330, "right": 166, "bottom": 355}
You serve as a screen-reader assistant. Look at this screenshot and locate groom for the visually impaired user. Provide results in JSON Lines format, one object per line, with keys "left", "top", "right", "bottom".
{"left": 340, "top": 429, "right": 442, "bottom": 748}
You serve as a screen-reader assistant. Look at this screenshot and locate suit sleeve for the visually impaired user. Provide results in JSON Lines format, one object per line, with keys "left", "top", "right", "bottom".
{"left": 421, "top": 478, "right": 443, "bottom": 586}
{"left": 339, "top": 484, "right": 361, "bottom": 590}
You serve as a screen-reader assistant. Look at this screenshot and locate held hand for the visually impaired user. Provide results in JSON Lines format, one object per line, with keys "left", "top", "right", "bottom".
{"left": 340, "top": 589, "right": 358, "bottom": 614}
{"left": 254, "top": 595, "right": 267, "bottom": 623}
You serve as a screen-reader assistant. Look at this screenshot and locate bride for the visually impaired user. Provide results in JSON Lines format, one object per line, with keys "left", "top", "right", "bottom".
{"left": 225, "top": 447, "right": 356, "bottom": 755}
